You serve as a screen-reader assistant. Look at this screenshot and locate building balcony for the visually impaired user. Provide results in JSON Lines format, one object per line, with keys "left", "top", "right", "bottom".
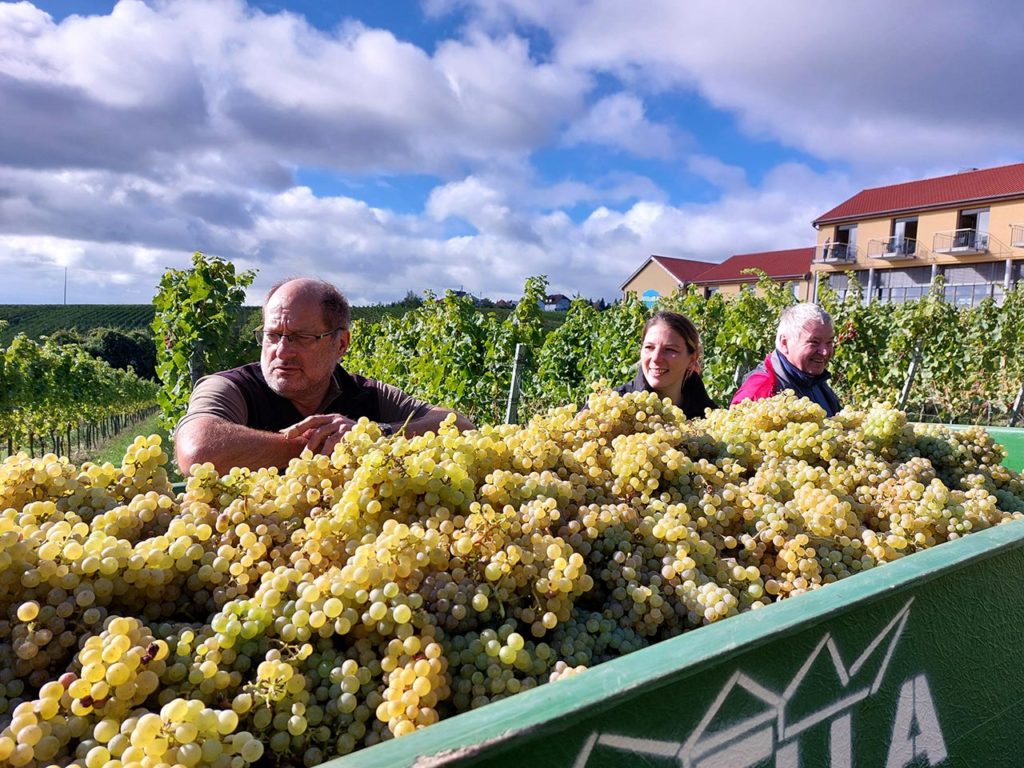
{"left": 867, "top": 236, "right": 919, "bottom": 260}
{"left": 817, "top": 242, "right": 857, "bottom": 264}
{"left": 932, "top": 228, "right": 989, "bottom": 255}
{"left": 1012, "top": 224, "right": 1024, "bottom": 248}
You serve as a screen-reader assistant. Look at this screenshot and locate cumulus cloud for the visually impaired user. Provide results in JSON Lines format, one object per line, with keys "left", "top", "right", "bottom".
{"left": 562, "top": 92, "right": 677, "bottom": 158}
{"left": 2, "top": 0, "right": 1016, "bottom": 307}
{"left": 450, "top": 0, "right": 1024, "bottom": 167}
{"left": 685, "top": 155, "right": 748, "bottom": 194}
{"left": 0, "top": 0, "right": 588, "bottom": 178}
{"left": 0, "top": 158, "right": 846, "bottom": 304}
{"left": 0, "top": 0, "right": 593, "bottom": 302}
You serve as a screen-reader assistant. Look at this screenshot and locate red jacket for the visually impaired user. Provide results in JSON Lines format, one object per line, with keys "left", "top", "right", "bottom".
{"left": 731, "top": 354, "right": 778, "bottom": 406}
{"left": 731, "top": 352, "right": 841, "bottom": 416}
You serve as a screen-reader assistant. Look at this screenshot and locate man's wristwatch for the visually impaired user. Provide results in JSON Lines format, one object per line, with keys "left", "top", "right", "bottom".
{"left": 378, "top": 422, "right": 395, "bottom": 437}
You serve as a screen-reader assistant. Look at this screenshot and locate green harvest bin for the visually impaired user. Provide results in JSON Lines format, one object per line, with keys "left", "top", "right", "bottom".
{"left": 952, "top": 425, "right": 1024, "bottom": 474}
{"left": 319, "top": 430, "right": 1024, "bottom": 768}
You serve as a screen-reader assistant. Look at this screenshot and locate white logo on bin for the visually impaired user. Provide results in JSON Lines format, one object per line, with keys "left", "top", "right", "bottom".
{"left": 573, "top": 598, "right": 947, "bottom": 768}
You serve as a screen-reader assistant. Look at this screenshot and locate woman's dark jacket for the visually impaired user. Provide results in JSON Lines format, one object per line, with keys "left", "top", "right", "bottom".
{"left": 612, "top": 368, "right": 717, "bottom": 419}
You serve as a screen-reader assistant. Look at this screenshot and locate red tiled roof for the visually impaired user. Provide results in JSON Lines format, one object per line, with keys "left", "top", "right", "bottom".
{"left": 651, "top": 255, "right": 715, "bottom": 282}
{"left": 815, "top": 163, "right": 1024, "bottom": 225}
{"left": 693, "top": 248, "right": 813, "bottom": 285}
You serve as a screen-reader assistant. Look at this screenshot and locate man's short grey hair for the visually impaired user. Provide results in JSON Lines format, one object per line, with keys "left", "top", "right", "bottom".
{"left": 776, "top": 303, "right": 833, "bottom": 347}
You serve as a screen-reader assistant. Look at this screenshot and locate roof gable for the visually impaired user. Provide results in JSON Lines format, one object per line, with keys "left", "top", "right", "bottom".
{"left": 620, "top": 254, "right": 715, "bottom": 291}
{"left": 815, "top": 163, "right": 1024, "bottom": 224}
{"left": 693, "top": 248, "right": 813, "bottom": 285}
{"left": 652, "top": 255, "right": 716, "bottom": 282}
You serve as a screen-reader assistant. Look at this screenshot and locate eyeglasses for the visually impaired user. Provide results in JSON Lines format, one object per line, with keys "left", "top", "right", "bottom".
{"left": 254, "top": 327, "right": 344, "bottom": 348}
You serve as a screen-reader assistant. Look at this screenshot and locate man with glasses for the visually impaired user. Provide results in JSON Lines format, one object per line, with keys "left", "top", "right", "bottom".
{"left": 175, "top": 277, "right": 474, "bottom": 473}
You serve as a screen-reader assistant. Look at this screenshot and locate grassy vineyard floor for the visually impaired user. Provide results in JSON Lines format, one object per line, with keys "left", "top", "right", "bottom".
{"left": 72, "top": 413, "right": 182, "bottom": 484}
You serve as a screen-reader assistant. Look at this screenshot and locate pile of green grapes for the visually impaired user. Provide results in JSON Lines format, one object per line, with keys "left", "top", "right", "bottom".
{"left": 1, "top": 392, "right": 1023, "bottom": 767}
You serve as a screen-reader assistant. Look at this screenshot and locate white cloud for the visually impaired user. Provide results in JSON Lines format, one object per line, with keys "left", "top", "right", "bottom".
{"left": 0, "top": 0, "right": 589, "bottom": 177}
{"left": 563, "top": 92, "right": 677, "bottom": 158}
{"left": 450, "top": 0, "right": 1024, "bottom": 167}
{"left": 0, "top": 158, "right": 846, "bottom": 304}
{"left": 2, "top": 0, "right": 1018, "bottom": 309}
{"left": 685, "top": 155, "right": 747, "bottom": 193}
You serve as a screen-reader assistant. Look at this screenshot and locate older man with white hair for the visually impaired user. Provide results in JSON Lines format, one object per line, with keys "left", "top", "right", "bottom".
{"left": 731, "top": 302, "right": 841, "bottom": 416}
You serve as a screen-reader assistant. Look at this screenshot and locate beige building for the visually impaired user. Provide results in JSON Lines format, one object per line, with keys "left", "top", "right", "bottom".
{"left": 620, "top": 256, "right": 715, "bottom": 306}
{"left": 691, "top": 248, "right": 814, "bottom": 301}
{"left": 812, "top": 163, "right": 1024, "bottom": 305}
{"left": 622, "top": 249, "right": 814, "bottom": 306}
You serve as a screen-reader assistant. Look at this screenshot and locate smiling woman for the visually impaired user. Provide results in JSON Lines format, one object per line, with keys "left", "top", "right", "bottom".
{"left": 612, "top": 310, "right": 718, "bottom": 419}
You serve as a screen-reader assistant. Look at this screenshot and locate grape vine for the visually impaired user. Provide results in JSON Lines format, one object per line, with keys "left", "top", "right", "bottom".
{"left": 0, "top": 335, "right": 157, "bottom": 457}
{"left": 345, "top": 274, "right": 1024, "bottom": 427}
{"left": 152, "top": 253, "right": 256, "bottom": 431}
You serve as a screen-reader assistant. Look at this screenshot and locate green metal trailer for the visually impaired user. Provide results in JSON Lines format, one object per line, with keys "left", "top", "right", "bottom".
{"left": 321, "top": 429, "right": 1024, "bottom": 768}
{"left": 958, "top": 425, "right": 1024, "bottom": 474}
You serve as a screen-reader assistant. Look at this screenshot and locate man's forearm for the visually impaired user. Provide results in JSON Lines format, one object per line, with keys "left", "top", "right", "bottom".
{"left": 175, "top": 416, "right": 306, "bottom": 475}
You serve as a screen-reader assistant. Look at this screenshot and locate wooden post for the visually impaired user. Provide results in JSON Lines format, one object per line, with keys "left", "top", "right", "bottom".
{"left": 505, "top": 344, "right": 528, "bottom": 425}
{"left": 898, "top": 339, "right": 924, "bottom": 412}
{"left": 1010, "top": 383, "right": 1024, "bottom": 427}
{"left": 189, "top": 344, "right": 205, "bottom": 387}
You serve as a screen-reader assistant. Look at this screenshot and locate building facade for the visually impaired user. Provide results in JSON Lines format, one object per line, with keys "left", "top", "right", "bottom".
{"left": 620, "top": 256, "right": 718, "bottom": 306}
{"left": 621, "top": 250, "right": 814, "bottom": 305}
{"left": 812, "top": 164, "right": 1024, "bottom": 306}
{"left": 691, "top": 248, "right": 814, "bottom": 302}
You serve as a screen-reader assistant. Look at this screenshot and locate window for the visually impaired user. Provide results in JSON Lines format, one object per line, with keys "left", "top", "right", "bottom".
{"left": 942, "top": 262, "right": 1007, "bottom": 307}
{"left": 825, "top": 271, "right": 860, "bottom": 301}
{"left": 954, "top": 207, "right": 990, "bottom": 250}
{"left": 831, "top": 224, "right": 858, "bottom": 260}
{"left": 822, "top": 226, "right": 857, "bottom": 261}
{"left": 890, "top": 217, "right": 918, "bottom": 256}
{"left": 873, "top": 266, "right": 932, "bottom": 303}
{"left": 704, "top": 286, "right": 719, "bottom": 298}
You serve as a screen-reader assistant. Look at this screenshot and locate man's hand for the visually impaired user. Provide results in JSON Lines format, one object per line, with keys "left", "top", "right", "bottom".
{"left": 281, "top": 413, "right": 356, "bottom": 456}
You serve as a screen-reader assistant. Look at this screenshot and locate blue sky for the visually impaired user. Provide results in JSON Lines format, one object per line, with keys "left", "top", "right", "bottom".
{"left": 1, "top": 0, "right": 1022, "bottom": 304}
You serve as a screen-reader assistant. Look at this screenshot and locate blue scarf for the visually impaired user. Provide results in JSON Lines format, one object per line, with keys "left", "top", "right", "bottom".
{"left": 773, "top": 350, "right": 841, "bottom": 416}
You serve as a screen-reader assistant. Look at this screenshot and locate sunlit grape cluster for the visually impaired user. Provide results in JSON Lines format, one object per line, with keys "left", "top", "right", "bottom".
{"left": 1, "top": 396, "right": 1022, "bottom": 766}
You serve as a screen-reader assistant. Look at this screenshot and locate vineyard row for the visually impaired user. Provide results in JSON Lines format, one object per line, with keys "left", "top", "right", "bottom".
{"left": 1, "top": 335, "right": 158, "bottom": 459}
{"left": 345, "top": 275, "right": 1024, "bottom": 428}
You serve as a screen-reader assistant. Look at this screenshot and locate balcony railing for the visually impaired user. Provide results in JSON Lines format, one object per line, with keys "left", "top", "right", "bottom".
{"left": 1011, "top": 224, "right": 1024, "bottom": 248}
{"left": 817, "top": 242, "right": 857, "bottom": 263}
{"left": 867, "top": 236, "right": 918, "bottom": 260}
{"left": 932, "top": 228, "right": 989, "bottom": 254}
